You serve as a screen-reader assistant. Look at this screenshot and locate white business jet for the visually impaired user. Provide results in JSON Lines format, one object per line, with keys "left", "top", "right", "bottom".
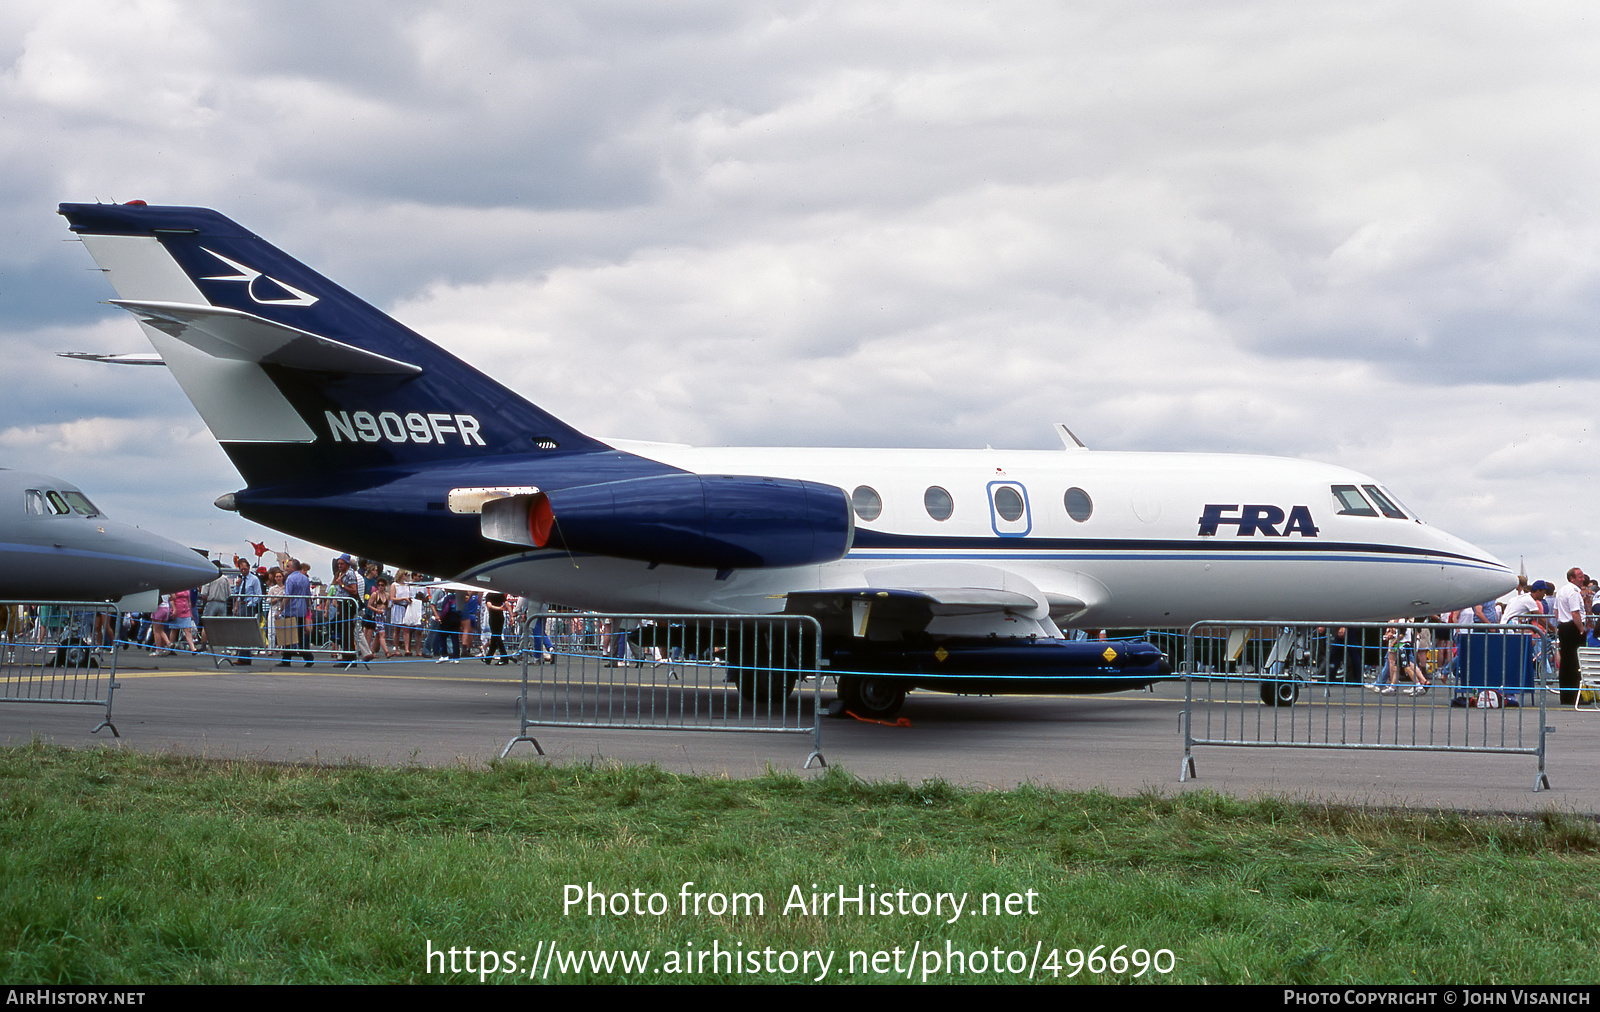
{"left": 57, "top": 201, "right": 1515, "bottom": 715}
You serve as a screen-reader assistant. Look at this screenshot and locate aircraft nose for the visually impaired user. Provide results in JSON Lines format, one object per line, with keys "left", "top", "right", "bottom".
{"left": 1461, "top": 557, "right": 1517, "bottom": 603}
{"left": 116, "top": 525, "right": 219, "bottom": 592}
{"left": 164, "top": 546, "right": 221, "bottom": 589}
{"left": 1432, "top": 528, "right": 1518, "bottom": 606}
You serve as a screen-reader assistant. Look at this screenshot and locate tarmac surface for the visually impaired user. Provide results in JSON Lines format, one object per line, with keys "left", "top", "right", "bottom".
{"left": 3, "top": 646, "right": 1597, "bottom": 814}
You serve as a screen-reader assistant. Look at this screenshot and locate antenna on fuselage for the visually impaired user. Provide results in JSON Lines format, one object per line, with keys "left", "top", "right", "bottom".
{"left": 1054, "top": 423, "right": 1088, "bottom": 450}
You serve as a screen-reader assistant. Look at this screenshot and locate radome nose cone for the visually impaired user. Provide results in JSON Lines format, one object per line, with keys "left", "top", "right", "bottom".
{"left": 115, "top": 524, "right": 219, "bottom": 594}
{"left": 1451, "top": 544, "right": 1518, "bottom": 606}
{"left": 163, "top": 547, "right": 221, "bottom": 589}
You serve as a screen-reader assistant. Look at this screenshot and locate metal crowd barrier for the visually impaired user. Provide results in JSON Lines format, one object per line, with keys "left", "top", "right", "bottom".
{"left": 0, "top": 601, "right": 120, "bottom": 736}
{"left": 1576, "top": 647, "right": 1600, "bottom": 711}
{"left": 1179, "top": 620, "right": 1552, "bottom": 791}
{"left": 502, "top": 612, "right": 826, "bottom": 768}
{"left": 186, "top": 594, "right": 362, "bottom": 663}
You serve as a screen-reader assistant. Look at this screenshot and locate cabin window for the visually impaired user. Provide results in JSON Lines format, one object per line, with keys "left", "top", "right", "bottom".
{"left": 923, "top": 486, "right": 953, "bottom": 521}
{"left": 851, "top": 486, "right": 883, "bottom": 522}
{"left": 1331, "top": 485, "right": 1378, "bottom": 517}
{"left": 1063, "top": 487, "right": 1093, "bottom": 522}
{"left": 993, "top": 486, "right": 1025, "bottom": 522}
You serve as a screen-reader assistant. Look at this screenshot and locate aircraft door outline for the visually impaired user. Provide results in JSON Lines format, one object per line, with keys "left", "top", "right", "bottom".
{"left": 987, "top": 480, "right": 1032, "bottom": 537}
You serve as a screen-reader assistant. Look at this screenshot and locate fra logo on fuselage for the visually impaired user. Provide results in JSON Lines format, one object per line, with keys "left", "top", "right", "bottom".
{"left": 1197, "top": 504, "right": 1319, "bottom": 537}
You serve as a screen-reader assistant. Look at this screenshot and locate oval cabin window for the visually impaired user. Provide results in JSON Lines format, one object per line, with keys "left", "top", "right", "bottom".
{"left": 851, "top": 485, "right": 883, "bottom": 522}
{"left": 993, "top": 486, "right": 1025, "bottom": 522}
{"left": 1063, "top": 487, "right": 1093, "bottom": 522}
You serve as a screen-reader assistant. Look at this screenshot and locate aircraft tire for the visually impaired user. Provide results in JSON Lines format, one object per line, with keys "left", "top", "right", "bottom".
{"left": 851, "top": 677, "right": 907, "bottom": 719}
{"left": 731, "top": 630, "right": 798, "bottom": 707}
{"left": 1260, "top": 679, "right": 1299, "bottom": 707}
{"left": 46, "top": 639, "right": 92, "bottom": 669}
{"left": 735, "top": 666, "right": 797, "bottom": 706}
{"left": 835, "top": 675, "right": 862, "bottom": 709}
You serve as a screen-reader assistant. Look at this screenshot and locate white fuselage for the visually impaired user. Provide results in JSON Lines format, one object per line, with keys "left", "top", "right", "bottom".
{"left": 460, "top": 443, "right": 1515, "bottom": 631}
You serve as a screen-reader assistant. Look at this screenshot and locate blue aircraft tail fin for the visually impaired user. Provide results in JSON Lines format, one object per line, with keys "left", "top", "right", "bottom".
{"left": 59, "top": 201, "right": 607, "bottom": 487}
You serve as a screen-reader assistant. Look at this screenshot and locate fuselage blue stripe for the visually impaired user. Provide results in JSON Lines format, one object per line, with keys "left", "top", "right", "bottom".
{"left": 848, "top": 531, "right": 1490, "bottom": 564}
{"left": 844, "top": 549, "right": 1504, "bottom": 572}
{"left": 0, "top": 540, "right": 196, "bottom": 570}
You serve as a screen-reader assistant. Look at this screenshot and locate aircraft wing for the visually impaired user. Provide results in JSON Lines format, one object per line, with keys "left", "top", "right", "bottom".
{"left": 784, "top": 586, "right": 1078, "bottom": 640}
{"left": 108, "top": 299, "right": 421, "bottom": 375}
{"left": 783, "top": 559, "right": 1096, "bottom": 640}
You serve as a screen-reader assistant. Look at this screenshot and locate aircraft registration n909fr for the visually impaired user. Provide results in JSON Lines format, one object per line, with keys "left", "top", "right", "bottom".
{"left": 58, "top": 201, "right": 1515, "bottom": 716}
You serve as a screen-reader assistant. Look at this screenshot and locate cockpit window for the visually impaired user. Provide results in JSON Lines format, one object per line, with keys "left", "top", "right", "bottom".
{"left": 44, "top": 491, "right": 71, "bottom": 516}
{"left": 1331, "top": 485, "right": 1378, "bottom": 517}
{"left": 1361, "top": 485, "right": 1408, "bottom": 520}
{"left": 60, "top": 491, "right": 100, "bottom": 517}
{"left": 24, "top": 490, "right": 47, "bottom": 516}
{"left": 1378, "top": 486, "right": 1421, "bottom": 522}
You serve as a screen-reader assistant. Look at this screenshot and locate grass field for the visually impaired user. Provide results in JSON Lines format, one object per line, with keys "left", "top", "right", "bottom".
{"left": 1, "top": 742, "right": 1596, "bottom": 984}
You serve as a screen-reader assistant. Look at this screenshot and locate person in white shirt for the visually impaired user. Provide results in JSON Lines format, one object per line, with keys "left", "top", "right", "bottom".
{"left": 1501, "top": 581, "right": 1553, "bottom": 630}
{"left": 1554, "top": 568, "right": 1590, "bottom": 705}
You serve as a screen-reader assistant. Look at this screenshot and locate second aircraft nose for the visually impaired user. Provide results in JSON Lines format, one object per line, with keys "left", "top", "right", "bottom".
{"left": 110, "top": 523, "right": 220, "bottom": 595}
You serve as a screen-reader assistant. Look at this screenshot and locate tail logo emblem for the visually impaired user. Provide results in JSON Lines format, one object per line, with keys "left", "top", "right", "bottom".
{"left": 200, "top": 248, "right": 319, "bottom": 307}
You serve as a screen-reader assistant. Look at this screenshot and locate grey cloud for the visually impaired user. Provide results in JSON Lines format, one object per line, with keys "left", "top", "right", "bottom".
{"left": 0, "top": 327, "right": 197, "bottom": 428}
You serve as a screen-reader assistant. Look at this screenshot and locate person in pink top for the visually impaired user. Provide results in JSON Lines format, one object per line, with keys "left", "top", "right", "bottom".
{"left": 167, "top": 587, "right": 199, "bottom": 654}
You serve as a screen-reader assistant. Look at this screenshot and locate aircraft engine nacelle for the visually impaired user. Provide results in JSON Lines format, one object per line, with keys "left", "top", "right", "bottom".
{"left": 481, "top": 474, "right": 853, "bottom": 569}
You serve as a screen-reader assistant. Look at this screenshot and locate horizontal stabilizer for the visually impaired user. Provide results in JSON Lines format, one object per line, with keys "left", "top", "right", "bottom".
{"left": 109, "top": 300, "right": 421, "bottom": 375}
{"left": 57, "top": 351, "right": 166, "bottom": 366}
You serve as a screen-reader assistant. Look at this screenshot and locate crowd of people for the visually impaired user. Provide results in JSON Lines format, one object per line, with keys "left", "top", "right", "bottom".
{"left": 117, "top": 553, "right": 565, "bottom": 669}
{"left": 109, "top": 547, "right": 1600, "bottom": 704}
{"left": 1359, "top": 566, "right": 1596, "bottom": 703}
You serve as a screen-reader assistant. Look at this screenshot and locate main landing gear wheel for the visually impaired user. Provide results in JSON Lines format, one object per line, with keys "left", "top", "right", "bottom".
{"left": 735, "top": 667, "right": 797, "bottom": 706}
{"left": 1260, "top": 679, "right": 1299, "bottom": 706}
{"left": 838, "top": 676, "right": 906, "bottom": 719}
{"left": 731, "top": 632, "right": 798, "bottom": 707}
{"left": 45, "top": 639, "right": 98, "bottom": 669}
{"left": 836, "top": 675, "right": 861, "bottom": 710}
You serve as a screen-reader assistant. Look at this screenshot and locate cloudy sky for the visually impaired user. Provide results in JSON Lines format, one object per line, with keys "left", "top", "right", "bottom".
{"left": 1, "top": 1, "right": 1594, "bottom": 581}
